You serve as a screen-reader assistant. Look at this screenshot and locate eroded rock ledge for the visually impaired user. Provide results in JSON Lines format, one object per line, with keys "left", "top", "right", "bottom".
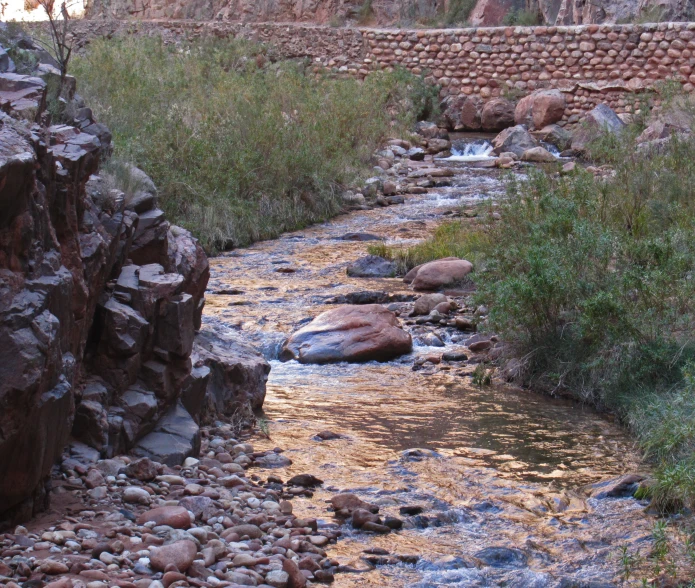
{"left": 0, "top": 59, "right": 268, "bottom": 525}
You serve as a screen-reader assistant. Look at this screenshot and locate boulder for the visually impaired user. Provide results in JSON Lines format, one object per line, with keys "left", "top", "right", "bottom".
{"left": 123, "top": 487, "right": 151, "bottom": 505}
{"left": 131, "top": 403, "right": 200, "bottom": 466}
{"left": 346, "top": 255, "right": 396, "bottom": 278}
{"left": 126, "top": 457, "right": 160, "bottom": 481}
{"left": 282, "top": 558, "right": 307, "bottom": 588}
{"left": 536, "top": 124, "right": 573, "bottom": 151}
{"left": 440, "top": 94, "right": 482, "bottom": 131}
{"left": 521, "top": 146, "right": 557, "bottom": 163}
{"left": 571, "top": 104, "right": 625, "bottom": 153}
{"left": 412, "top": 293, "right": 449, "bottom": 316}
{"left": 403, "top": 257, "right": 459, "bottom": 284}
{"left": 414, "top": 121, "right": 448, "bottom": 140}
{"left": 280, "top": 305, "right": 412, "bottom": 364}
{"left": 352, "top": 508, "right": 381, "bottom": 529}
{"left": 137, "top": 506, "right": 192, "bottom": 529}
{"left": 331, "top": 493, "right": 379, "bottom": 514}
{"left": 254, "top": 452, "right": 292, "bottom": 468}
{"left": 287, "top": 474, "right": 323, "bottom": 487}
{"left": 192, "top": 327, "right": 270, "bottom": 414}
{"left": 407, "top": 259, "right": 474, "bottom": 291}
{"left": 481, "top": 98, "right": 515, "bottom": 132}
{"left": 425, "top": 138, "right": 451, "bottom": 154}
{"left": 492, "top": 125, "right": 539, "bottom": 157}
{"left": 178, "top": 495, "right": 218, "bottom": 521}
{"left": 514, "top": 90, "right": 566, "bottom": 130}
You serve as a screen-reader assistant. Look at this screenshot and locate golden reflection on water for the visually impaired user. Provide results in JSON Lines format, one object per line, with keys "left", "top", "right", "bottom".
{"left": 204, "top": 173, "right": 650, "bottom": 586}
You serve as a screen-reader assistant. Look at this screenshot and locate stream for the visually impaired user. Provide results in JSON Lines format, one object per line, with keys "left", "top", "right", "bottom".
{"left": 202, "top": 165, "right": 651, "bottom": 587}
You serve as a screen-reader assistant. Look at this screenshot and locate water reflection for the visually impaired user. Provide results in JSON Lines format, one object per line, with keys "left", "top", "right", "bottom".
{"left": 204, "top": 167, "right": 650, "bottom": 587}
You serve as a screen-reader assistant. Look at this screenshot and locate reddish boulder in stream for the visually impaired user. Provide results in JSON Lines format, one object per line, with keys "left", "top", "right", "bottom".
{"left": 280, "top": 305, "right": 412, "bottom": 364}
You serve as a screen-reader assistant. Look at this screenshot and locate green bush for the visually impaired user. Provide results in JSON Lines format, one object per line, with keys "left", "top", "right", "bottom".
{"left": 476, "top": 131, "right": 695, "bottom": 510}
{"left": 72, "top": 36, "right": 434, "bottom": 252}
{"left": 444, "top": 0, "right": 477, "bottom": 26}
{"left": 368, "top": 210, "right": 492, "bottom": 274}
{"left": 502, "top": 8, "right": 543, "bottom": 26}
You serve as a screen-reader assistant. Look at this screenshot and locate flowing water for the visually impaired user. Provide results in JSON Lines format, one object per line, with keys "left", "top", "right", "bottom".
{"left": 203, "top": 166, "right": 652, "bottom": 587}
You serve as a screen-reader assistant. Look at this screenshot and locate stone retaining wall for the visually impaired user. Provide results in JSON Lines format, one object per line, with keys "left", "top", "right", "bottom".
{"left": 69, "top": 19, "right": 695, "bottom": 122}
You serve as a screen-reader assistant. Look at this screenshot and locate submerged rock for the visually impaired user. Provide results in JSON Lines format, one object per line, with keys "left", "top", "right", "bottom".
{"left": 280, "top": 305, "right": 412, "bottom": 364}
{"left": 346, "top": 255, "right": 396, "bottom": 278}
{"left": 475, "top": 546, "right": 528, "bottom": 568}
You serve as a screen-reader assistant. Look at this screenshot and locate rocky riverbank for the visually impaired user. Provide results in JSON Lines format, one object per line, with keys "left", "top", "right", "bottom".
{"left": 0, "top": 31, "right": 267, "bottom": 527}
{"left": 3, "top": 20, "right": 695, "bottom": 588}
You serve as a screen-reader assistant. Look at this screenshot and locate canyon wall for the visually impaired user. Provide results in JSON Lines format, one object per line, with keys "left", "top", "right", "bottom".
{"left": 11, "top": 0, "right": 694, "bottom": 27}
{"left": 0, "top": 35, "right": 269, "bottom": 526}
{"left": 68, "top": 19, "right": 695, "bottom": 122}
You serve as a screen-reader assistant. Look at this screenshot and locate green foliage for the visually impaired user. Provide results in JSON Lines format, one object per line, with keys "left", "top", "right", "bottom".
{"left": 444, "top": 0, "right": 477, "bottom": 26}
{"left": 72, "top": 36, "right": 430, "bottom": 252}
{"left": 472, "top": 363, "right": 493, "bottom": 387}
{"left": 358, "top": 0, "right": 373, "bottom": 24}
{"left": 369, "top": 206, "right": 492, "bottom": 273}
{"left": 474, "top": 127, "right": 695, "bottom": 510}
{"left": 502, "top": 8, "right": 543, "bottom": 26}
{"left": 618, "top": 544, "right": 641, "bottom": 580}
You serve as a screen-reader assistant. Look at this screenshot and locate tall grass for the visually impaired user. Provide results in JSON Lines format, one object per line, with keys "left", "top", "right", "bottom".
{"left": 72, "top": 36, "right": 436, "bottom": 252}
{"left": 368, "top": 213, "right": 492, "bottom": 274}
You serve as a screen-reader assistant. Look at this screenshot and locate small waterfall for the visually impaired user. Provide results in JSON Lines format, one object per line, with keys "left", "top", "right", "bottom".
{"left": 541, "top": 141, "right": 562, "bottom": 157}
{"left": 445, "top": 139, "right": 495, "bottom": 161}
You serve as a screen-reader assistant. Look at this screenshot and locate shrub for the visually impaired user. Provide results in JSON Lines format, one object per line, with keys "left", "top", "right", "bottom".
{"left": 502, "top": 8, "right": 544, "bottom": 26}
{"left": 368, "top": 210, "right": 492, "bottom": 274}
{"left": 444, "top": 0, "right": 477, "bottom": 26}
{"left": 72, "top": 36, "right": 435, "bottom": 252}
{"left": 476, "top": 129, "right": 695, "bottom": 509}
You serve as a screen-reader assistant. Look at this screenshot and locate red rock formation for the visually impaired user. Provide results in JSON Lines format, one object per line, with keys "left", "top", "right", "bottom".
{"left": 0, "top": 39, "right": 268, "bottom": 524}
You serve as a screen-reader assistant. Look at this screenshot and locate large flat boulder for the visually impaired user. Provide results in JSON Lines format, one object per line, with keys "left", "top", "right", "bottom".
{"left": 280, "top": 305, "right": 412, "bottom": 364}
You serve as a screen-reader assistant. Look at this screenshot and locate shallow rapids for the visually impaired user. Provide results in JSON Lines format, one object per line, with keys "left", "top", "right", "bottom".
{"left": 203, "top": 167, "right": 651, "bottom": 587}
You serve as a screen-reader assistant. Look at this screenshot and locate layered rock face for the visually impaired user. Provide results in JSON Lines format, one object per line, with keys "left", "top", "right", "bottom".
{"left": 0, "top": 44, "right": 268, "bottom": 524}
{"left": 78, "top": 0, "right": 693, "bottom": 25}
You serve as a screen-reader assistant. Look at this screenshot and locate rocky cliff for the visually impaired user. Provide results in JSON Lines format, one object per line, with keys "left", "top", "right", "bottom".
{"left": 77, "top": 0, "right": 694, "bottom": 27}
{"left": 0, "top": 35, "right": 269, "bottom": 526}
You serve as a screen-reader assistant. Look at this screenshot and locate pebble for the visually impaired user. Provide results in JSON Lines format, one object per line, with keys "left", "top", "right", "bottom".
{"left": 149, "top": 539, "right": 198, "bottom": 572}
{"left": 123, "top": 486, "right": 151, "bottom": 504}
